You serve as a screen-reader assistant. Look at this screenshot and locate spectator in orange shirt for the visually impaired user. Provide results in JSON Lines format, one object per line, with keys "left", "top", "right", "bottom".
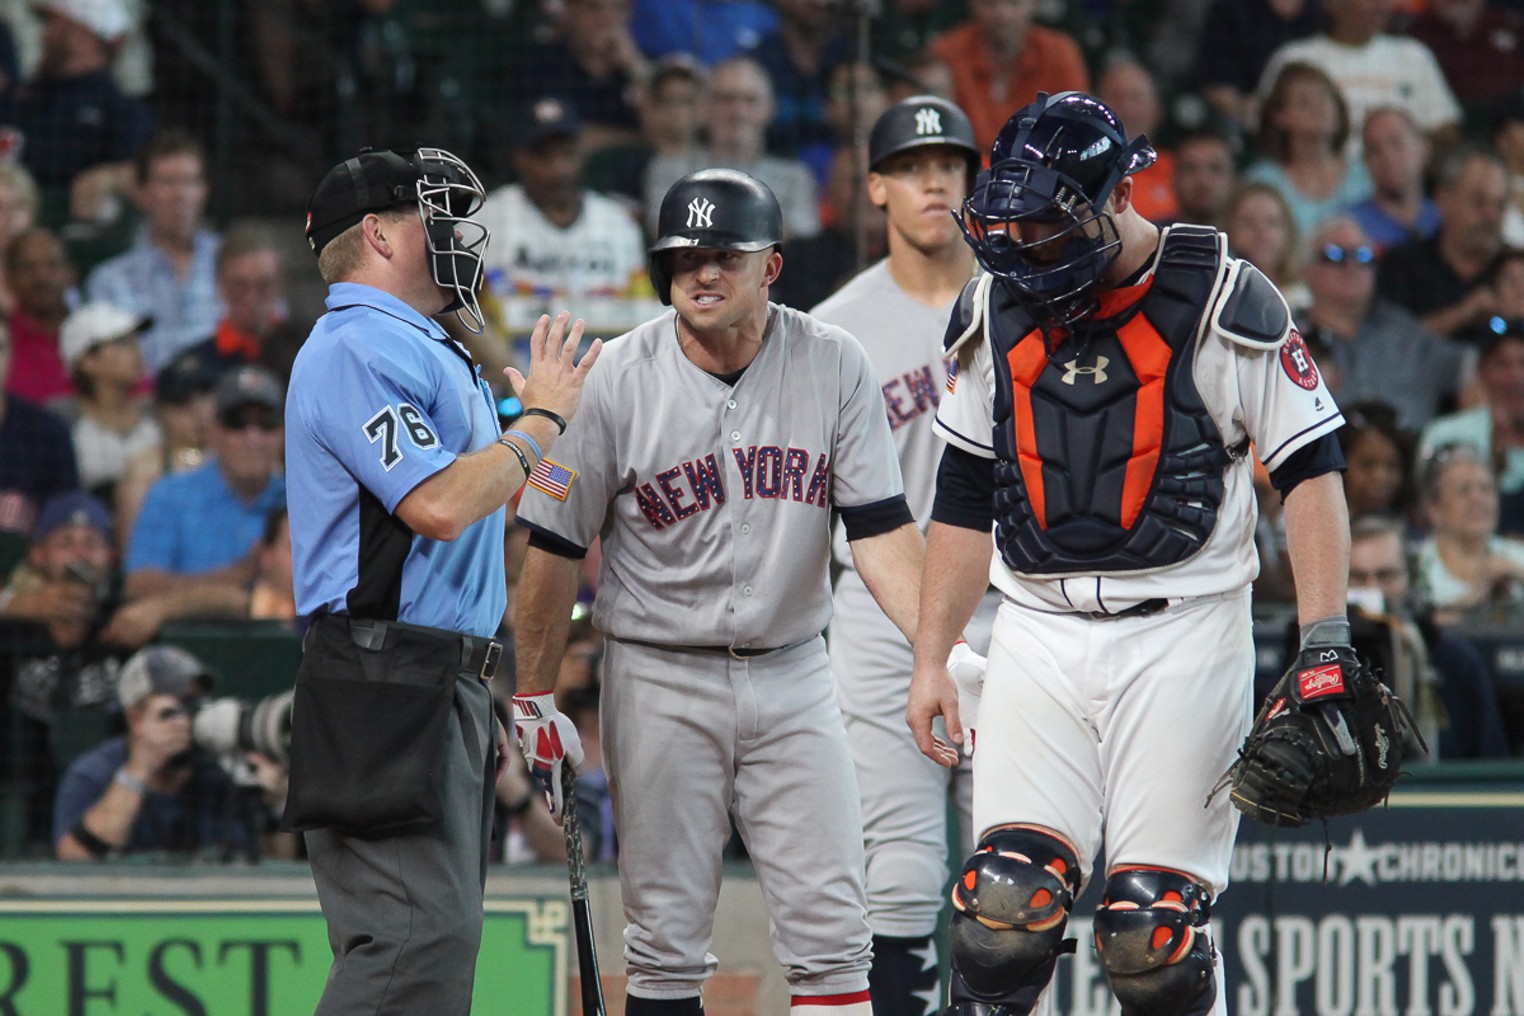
{"left": 930, "top": 0, "right": 1089, "bottom": 151}
{"left": 1096, "top": 55, "right": 1176, "bottom": 222}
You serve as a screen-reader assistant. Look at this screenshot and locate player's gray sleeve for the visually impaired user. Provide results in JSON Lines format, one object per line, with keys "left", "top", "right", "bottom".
{"left": 514, "top": 363, "right": 619, "bottom": 551}
{"left": 829, "top": 333, "right": 906, "bottom": 511}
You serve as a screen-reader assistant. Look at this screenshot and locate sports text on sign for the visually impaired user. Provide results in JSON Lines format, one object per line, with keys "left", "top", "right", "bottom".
{"left": 687, "top": 197, "right": 715, "bottom": 229}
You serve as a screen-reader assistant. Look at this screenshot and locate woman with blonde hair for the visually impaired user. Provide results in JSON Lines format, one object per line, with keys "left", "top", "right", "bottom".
{"left": 0, "top": 162, "right": 39, "bottom": 315}
{"left": 1225, "top": 179, "right": 1308, "bottom": 309}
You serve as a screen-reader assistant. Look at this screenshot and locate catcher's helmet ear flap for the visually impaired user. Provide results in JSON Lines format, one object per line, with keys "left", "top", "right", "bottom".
{"left": 868, "top": 94, "right": 980, "bottom": 187}
{"left": 648, "top": 168, "right": 783, "bottom": 305}
{"left": 305, "top": 147, "right": 492, "bottom": 334}
{"left": 956, "top": 91, "right": 1156, "bottom": 329}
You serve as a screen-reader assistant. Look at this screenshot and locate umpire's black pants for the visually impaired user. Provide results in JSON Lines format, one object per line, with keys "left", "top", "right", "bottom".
{"left": 306, "top": 639, "right": 498, "bottom": 1016}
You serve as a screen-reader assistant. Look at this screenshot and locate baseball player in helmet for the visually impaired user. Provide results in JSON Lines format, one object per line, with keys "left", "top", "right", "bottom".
{"left": 907, "top": 92, "right": 1353, "bottom": 1015}
{"left": 811, "top": 95, "right": 999, "bottom": 1016}
{"left": 514, "top": 167, "right": 927, "bottom": 1016}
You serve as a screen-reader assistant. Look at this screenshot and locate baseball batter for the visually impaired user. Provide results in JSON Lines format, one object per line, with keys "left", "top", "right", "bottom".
{"left": 810, "top": 95, "right": 993, "bottom": 1016}
{"left": 513, "top": 169, "right": 925, "bottom": 1016}
{"left": 905, "top": 93, "right": 1353, "bottom": 1016}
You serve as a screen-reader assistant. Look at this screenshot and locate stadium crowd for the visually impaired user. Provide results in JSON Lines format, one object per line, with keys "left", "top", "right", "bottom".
{"left": 1, "top": 0, "right": 1523, "bottom": 866}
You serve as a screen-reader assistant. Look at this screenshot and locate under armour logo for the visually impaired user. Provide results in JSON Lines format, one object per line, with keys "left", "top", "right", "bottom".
{"left": 687, "top": 197, "right": 715, "bottom": 228}
{"left": 1061, "top": 356, "right": 1109, "bottom": 385}
{"left": 914, "top": 107, "right": 943, "bottom": 136}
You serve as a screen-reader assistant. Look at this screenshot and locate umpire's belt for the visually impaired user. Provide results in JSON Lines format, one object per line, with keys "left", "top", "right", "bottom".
{"left": 615, "top": 636, "right": 811, "bottom": 659}
{"left": 321, "top": 615, "right": 503, "bottom": 681}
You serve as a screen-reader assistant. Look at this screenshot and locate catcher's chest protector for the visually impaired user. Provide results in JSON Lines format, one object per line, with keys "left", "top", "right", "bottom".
{"left": 989, "top": 225, "right": 1235, "bottom": 577}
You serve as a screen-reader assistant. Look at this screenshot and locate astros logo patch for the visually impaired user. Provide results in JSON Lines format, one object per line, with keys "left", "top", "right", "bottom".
{"left": 1280, "top": 328, "right": 1320, "bottom": 391}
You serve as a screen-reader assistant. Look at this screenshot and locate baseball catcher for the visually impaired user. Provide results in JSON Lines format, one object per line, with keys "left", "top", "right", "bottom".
{"left": 1213, "top": 644, "right": 1426, "bottom": 827}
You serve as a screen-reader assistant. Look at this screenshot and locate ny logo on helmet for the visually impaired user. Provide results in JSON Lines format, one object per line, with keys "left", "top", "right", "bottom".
{"left": 1061, "top": 356, "right": 1109, "bottom": 385}
{"left": 915, "top": 107, "right": 943, "bottom": 136}
{"left": 687, "top": 197, "right": 715, "bottom": 229}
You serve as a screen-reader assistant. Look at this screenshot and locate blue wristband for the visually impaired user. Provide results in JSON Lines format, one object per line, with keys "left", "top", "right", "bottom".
{"left": 501, "top": 428, "right": 543, "bottom": 462}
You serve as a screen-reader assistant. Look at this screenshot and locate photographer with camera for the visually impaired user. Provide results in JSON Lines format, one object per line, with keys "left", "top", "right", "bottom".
{"left": 1, "top": 491, "right": 255, "bottom": 851}
{"left": 52, "top": 644, "right": 265, "bottom": 860}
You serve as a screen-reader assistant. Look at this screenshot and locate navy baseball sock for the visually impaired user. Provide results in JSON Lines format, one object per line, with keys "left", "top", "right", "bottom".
{"left": 870, "top": 933, "right": 942, "bottom": 1016}
{"left": 625, "top": 994, "right": 703, "bottom": 1015}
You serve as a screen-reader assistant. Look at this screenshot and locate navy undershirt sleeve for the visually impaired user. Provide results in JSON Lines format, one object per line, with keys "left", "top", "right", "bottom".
{"left": 841, "top": 494, "right": 915, "bottom": 540}
{"left": 931, "top": 445, "right": 996, "bottom": 531}
{"left": 1269, "top": 433, "right": 1345, "bottom": 500}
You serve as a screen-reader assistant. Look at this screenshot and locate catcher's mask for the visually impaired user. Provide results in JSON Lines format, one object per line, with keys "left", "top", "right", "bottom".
{"left": 306, "top": 147, "right": 491, "bottom": 334}
{"left": 956, "top": 91, "right": 1155, "bottom": 331}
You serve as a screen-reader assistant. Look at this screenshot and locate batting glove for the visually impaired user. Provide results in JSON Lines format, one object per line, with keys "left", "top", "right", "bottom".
{"left": 511, "top": 692, "right": 585, "bottom": 817}
{"left": 947, "top": 640, "right": 987, "bottom": 757}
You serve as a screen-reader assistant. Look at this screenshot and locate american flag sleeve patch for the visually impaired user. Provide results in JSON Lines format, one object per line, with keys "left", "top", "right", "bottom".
{"left": 945, "top": 358, "right": 959, "bottom": 393}
{"left": 527, "top": 459, "right": 577, "bottom": 501}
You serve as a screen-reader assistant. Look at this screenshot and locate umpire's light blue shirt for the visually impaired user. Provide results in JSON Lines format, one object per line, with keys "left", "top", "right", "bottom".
{"left": 286, "top": 283, "right": 506, "bottom": 638}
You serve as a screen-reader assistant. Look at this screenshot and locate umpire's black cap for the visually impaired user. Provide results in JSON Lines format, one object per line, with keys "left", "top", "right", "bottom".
{"left": 868, "top": 95, "right": 979, "bottom": 178}
{"left": 305, "top": 148, "right": 419, "bottom": 256}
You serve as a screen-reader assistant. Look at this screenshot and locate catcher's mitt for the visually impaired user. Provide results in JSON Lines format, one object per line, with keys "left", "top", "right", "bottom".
{"left": 1211, "top": 646, "right": 1425, "bottom": 827}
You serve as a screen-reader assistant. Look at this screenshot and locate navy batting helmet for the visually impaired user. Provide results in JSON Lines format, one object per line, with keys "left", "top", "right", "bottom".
{"left": 868, "top": 95, "right": 979, "bottom": 185}
{"left": 955, "top": 92, "right": 1155, "bottom": 328}
{"left": 648, "top": 168, "right": 783, "bottom": 305}
{"left": 307, "top": 147, "right": 490, "bottom": 333}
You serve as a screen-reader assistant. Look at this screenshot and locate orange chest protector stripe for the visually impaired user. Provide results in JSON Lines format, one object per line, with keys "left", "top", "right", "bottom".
{"left": 1007, "top": 299, "right": 1173, "bottom": 531}
{"left": 987, "top": 223, "right": 1235, "bottom": 577}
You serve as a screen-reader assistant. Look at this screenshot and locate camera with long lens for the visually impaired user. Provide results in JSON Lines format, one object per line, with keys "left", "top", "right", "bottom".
{"left": 192, "top": 690, "right": 295, "bottom": 779}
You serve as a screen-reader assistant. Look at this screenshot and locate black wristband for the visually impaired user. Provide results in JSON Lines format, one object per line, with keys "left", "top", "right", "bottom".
{"left": 520, "top": 407, "right": 568, "bottom": 434}
{"left": 496, "top": 434, "right": 532, "bottom": 477}
{"left": 71, "top": 820, "right": 113, "bottom": 858}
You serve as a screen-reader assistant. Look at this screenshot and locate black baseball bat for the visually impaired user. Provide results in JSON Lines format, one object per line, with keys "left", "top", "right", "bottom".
{"left": 561, "top": 765, "right": 607, "bottom": 1016}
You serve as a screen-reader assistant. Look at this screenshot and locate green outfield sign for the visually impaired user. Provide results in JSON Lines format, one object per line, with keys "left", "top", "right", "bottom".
{"left": 0, "top": 897, "right": 568, "bottom": 1015}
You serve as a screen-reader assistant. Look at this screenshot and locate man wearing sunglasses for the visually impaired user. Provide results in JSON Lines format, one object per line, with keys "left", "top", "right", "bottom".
{"left": 1300, "top": 215, "right": 1470, "bottom": 430}
{"left": 123, "top": 363, "right": 286, "bottom": 604}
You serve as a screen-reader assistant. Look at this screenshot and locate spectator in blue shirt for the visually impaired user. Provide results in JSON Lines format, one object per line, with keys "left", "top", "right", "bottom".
{"left": 0, "top": 0, "right": 153, "bottom": 215}
{"left": 629, "top": 0, "right": 776, "bottom": 66}
{"left": 85, "top": 130, "right": 221, "bottom": 373}
{"left": 124, "top": 363, "right": 284, "bottom": 602}
{"left": 1346, "top": 107, "right": 1441, "bottom": 255}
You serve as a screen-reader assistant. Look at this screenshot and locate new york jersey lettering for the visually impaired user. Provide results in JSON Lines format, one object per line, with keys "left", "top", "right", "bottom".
{"left": 883, "top": 364, "right": 941, "bottom": 430}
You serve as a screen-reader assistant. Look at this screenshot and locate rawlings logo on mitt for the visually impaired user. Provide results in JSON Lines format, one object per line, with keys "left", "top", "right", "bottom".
{"left": 1210, "top": 646, "right": 1425, "bottom": 828}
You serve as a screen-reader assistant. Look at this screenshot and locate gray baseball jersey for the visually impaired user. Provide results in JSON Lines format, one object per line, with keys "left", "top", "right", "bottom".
{"left": 517, "top": 302, "right": 906, "bottom": 648}
{"left": 812, "top": 261, "right": 992, "bottom": 962}
{"left": 515, "top": 301, "right": 905, "bottom": 1001}
{"left": 813, "top": 261, "right": 951, "bottom": 562}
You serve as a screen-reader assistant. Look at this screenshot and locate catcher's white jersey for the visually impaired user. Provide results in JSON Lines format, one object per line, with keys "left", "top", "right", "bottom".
{"left": 516, "top": 303, "right": 905, "bottom": 648}
{"left": 934, "top": 255, "right": 1344, "bottom": 613}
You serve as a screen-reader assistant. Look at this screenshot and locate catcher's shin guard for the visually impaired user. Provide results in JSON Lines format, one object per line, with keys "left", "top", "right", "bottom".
{"left": 1093, "top": 868, "right": 1216, "bottom": 1016}
{"left": 946, "top": 826, "right": 1081, "bottom": 1015}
